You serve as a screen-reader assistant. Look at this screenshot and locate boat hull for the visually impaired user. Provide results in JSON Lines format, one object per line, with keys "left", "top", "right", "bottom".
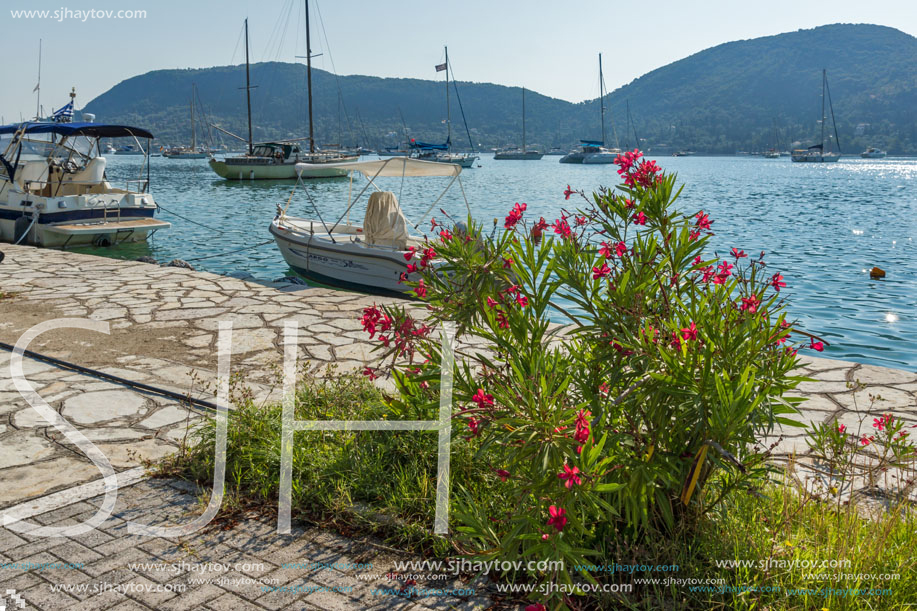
{"left": 270, "top": 220, "right": 413, "bottom": 295}
{"left": 493, "top": 151, "right": 544, "bottom": 160}
{"left": 0, "top": 208, "right": 168, "bottom": 247}
{"left": 582, "top": 153, "right": 617, "bottom": 164}
{"left": 791, "top": 153, "right": 840, "bottom": 163}
{"left": 209, "top": 158, "right": 351, "bottom": 180}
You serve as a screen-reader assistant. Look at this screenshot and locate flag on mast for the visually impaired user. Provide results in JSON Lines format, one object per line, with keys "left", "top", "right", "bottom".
{"left": 434, "top": 63, "right": 446, "bottom": 72}
{"left": 32, "top": 83, "right": 39, "bottom": 92}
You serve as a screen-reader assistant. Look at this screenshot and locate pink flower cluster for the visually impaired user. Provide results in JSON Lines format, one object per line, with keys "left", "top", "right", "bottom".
{"left": 613, "top": 149, "right": 662, "bottom": 188}
{"left": 505, "top": 202, "right": 527, "bottom": 229}
{"left": 360, "top": 305, "right": 432, "bottom": 361}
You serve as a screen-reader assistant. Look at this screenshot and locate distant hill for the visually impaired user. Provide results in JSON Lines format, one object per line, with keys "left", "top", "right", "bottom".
{"left": 83, "top": 24, "right": 917, "bottom": 154}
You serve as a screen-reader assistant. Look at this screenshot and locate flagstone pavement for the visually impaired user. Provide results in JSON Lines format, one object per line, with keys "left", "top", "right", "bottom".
{"left": 0, "top": 244, "right": 915, "bottom": 609}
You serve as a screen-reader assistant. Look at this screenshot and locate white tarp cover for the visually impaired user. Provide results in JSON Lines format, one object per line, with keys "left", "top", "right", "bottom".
{"left": 295, "top": 157, "right": 461, "bottom": 178}
{"left": 363, "top": 191, "right": 410, "bottom": 249}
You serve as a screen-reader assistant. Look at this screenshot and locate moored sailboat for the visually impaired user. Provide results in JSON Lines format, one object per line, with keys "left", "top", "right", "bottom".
{"left": 561, "top": 54, "right": 621, "bottom": 164}
{"left": 209, "top": 5, "right": 355, "bottom": 180}
{"left": 792, "top": 69, "right": 841, "bottom": 163}
{"left": 494, "top": 87, "right": 543, "bottom": 160}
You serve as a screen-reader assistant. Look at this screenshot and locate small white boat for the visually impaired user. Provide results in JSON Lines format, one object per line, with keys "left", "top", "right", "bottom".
{"left": 270, "top": 157, "right": 467, "bottom": 295}
{"left": 0, "top": 121, "right": 169, "bottom": 247}
{"left": 860, "top": 147, "right": 887, "bottom": 159}
{"left": 582, "top": 149, "right": 622, "bottom": 164}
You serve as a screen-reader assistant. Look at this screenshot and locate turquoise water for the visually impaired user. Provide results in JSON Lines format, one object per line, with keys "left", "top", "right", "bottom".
{"left": 89, "top": 154, "right": 916, "bottom": 369}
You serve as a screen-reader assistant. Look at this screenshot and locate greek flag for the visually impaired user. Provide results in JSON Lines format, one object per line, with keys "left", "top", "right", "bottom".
{"left": 434, "top": 62, "right": 446, "bottom": 72}
{"left": 52, "top": 101, "right": 74, "bottom": 123}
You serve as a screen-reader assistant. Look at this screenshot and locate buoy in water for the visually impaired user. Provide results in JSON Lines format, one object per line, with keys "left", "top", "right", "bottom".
{"left": 870, "top": 266, "right": 886, "bottom": 279}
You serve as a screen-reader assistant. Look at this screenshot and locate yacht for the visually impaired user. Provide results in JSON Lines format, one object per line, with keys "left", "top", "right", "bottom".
{"left": 560, "top": 54, "right": 621, "bottom": 164}
{"left": 860, "top": 147, "right": 887, "bottom": 159}
{"left": 0, "top": 121, "right": 169, "bottom": 247}
{"left": 792, "top": 70, "right": 841, "bottom": 163}
{"left": 494, "top": 87, "right": 543, "bottom": 160}
{"left": 209, "top": 9, "right": 356, "bottom": 180}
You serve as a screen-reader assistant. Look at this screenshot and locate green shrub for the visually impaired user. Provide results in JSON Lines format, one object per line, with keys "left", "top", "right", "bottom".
{"left": 363, "top": 151, "right": 813, "bottom": 606}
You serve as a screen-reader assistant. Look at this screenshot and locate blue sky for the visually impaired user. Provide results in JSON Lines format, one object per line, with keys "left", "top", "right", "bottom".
{"left": 1, "top": 0, "right": 914, "bottom": 121}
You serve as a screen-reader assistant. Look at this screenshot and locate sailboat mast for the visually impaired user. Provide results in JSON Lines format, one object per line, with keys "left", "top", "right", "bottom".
{"left": 191, "top": 85, "right": 197, "bottom": 151}
{"left": 599, "top": 53, "right": 606, "bottom": 147}
{"left": 445, "top": 46, "right": 451, "bottom": 148}
{"left": 820, "top": 68, "right": 826, "bottom": 154}
{"left": 522, "top": 87, "right": 526, "bottom": 153}
{"left": 305, "top": 0, "right": 315, "bottom": 154}
{"left": 244, "top": 19, "right": 253, "bottom": 155}
{"left": 35, "top": 39, "right": 42, "bottom": 119}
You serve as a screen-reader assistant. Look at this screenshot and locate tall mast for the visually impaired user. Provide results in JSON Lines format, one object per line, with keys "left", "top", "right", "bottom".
{"left": 244, "top": 19, "right": 253, "bottom": 155}
{"left": 522, "top": 87, "right": 526, "bottom": 153}
{"left": 599, "top": 53, "right": 606, "bottom": 147}
{"left": 190, "top": 86, "right": 196, "bottom": 150}
{"left": 306, "top": 0, "right": 315, "bottom": 153}
{"left": 820, "top": 68, "right": 826, "bottom": 154}
{"left": 35, "top": 39, "right": 42, "bottom": 119}
{"left": 445, "top": 46, "right": 451, "bottom": 148}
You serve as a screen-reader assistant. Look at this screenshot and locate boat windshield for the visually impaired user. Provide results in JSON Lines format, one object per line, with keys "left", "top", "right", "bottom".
{"left": 1, "top": 132, "right": 97, "bottom": 163}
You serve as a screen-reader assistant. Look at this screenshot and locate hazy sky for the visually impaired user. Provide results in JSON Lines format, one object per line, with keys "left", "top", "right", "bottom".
{"left": 2, "top": 0, "right": 914, "bottom": 122}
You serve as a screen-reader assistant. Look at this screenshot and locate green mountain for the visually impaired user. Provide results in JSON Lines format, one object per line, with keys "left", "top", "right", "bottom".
{"left": 83, "top": 23, "right": 917, "bottom": 154}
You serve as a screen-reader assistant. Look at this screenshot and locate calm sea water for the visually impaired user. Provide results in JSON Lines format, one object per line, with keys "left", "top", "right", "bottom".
{"left": 86, "top": 154, "right": 916, "bottom": 370}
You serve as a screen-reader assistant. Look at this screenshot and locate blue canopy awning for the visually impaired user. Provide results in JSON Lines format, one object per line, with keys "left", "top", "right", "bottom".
{"left": 0, "top": 122, "right": 154, "bottom": 139}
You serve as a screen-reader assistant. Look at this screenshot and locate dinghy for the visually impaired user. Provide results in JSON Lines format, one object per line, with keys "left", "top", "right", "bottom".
{"left": 270, "top": 157, "right": 468, "bottom": 295}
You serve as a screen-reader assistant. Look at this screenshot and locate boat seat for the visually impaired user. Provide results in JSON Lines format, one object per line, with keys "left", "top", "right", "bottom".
{"left": 16, "top": 161, "right": 49, "bottom": 192}
{"left": 363, "top": 191, "right": 409, "bottom": 250}
{"left": 62, "top": 157, "right": 106, "bottom": 186}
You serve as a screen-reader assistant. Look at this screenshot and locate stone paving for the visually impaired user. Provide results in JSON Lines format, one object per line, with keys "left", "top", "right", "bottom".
{"left": 0, "top": 478, "right": 487, "bottom": 611}
{"left": 1, "top": 244, "right": 916, "bottom": 609}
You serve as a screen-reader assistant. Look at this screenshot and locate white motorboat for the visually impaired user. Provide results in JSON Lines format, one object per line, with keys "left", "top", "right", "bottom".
{"left": 0, "top": 121, "right": 169, "bottom": 247}
{"left": 270, "top": 157, "right": 467, "bottom": 295}
{"left": 860, "top": 147, "right": 887, "bottom": 159}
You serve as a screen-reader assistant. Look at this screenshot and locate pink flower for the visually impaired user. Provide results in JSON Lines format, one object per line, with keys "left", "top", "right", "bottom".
{"left": 472, "top": 388, "right": 495, "bottom": 408}
{"left": 622, "top": 197, "right": 635, "bottom": 210}
{"left": 503, "top": 257, "right": 514, "bottom": 269}
{"left": 563, "top": 185, "right": 574, "bottom": 200}
{"left": 504, "top": 202, "right": 527, "bottom": 229}
{"left": 837, "top": 424, "right": 847, "bottom": 434}
{"left": 439, "top": 228, "right": 453, "bottom": 242}
{"left": 495, "top": 469, "right": 511, "bottom": 482}
{"left": 558, "top": 464, "right": 582, "bottom": 489}
{"left": 362, "top": 366, "right": 378, "bottom": 380}
{"left": 599, "top": 242, "right": 614, "bottom": 258}
{"left": 526, "top": 604, "right": 547, "bottom": 611}
{"left": 770, "top": 273, "right": 786, "bottom": 292}
{"left": 403, "top": 246, "right": 417, "bottom": 261}
{"left": 405, "top": 263, "right": 419, "bottom": 274}
{"left": 731, "top": 248, "right": 747, "bottom": 260}
{"left": 546, "top": 505, "right": 567, "bottom": 532}
{"left": 552, "top": 218, "right": 572, "bottom": 239}
{"left": 632, "top": 211, "right": 647, "bottom": 225}
{"left": 695, "top": 211, "right": 713, "bottom": 231}
{"left": 515, "top": 294, "right": 529, "bottom": 308}
{"left": 615, "top": 242, "right": 628, "bottom": 258}
{"left": 592, "top": 263, "right": 611, "bottom": 279}
{"left": 670, "top": 331, "right": 681, "bottom": 350}
{"left": 486, "top": 296, "right": 498, "bottom": 309}
{"left": 575, "top": 216, "right": 587, "bottom": 226}
{"left": 873, "top": 414, "right": 893, "bottom": 431}
{"left": 496, "top": 310, "right": 510, "bottom": 329}
{"left": 809, "top": 339, "right": 824, "bottom": 352}
{"left": 414, "top": 279, "right": 427, "bottom": 298}
{"left": 713, "top": 261, "right": 733, "bottom": 285}
{"left": 860, "top": 435, "right": 873, "bottom": 446}
{"left": 693, "top": 256, "right": 703, "bottom": 266}
{"left": 467, "top": 417, "right": 480, "bottom": 436}
{"left": 430, "top": 218, "right": 438, "bottom": 231}
{"left": 681, "top": 321, "right": 698, "bottom": 341}
{"left": 740, "top": 295, "right": 761, "bottom": 313}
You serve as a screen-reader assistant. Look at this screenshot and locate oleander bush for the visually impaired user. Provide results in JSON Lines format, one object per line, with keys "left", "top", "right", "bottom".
{"left": 362, "top": 150, "right": 817, "bottom": 607}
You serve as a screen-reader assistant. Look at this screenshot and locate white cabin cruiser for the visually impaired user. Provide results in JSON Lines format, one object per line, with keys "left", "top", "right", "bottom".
{"left": 0, "top": 122, "right": 169, "bottom": 247}
{"left": 270, "top": 157, "right": 467, "bottom": 295}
